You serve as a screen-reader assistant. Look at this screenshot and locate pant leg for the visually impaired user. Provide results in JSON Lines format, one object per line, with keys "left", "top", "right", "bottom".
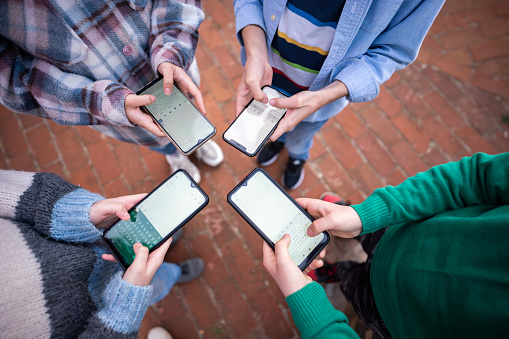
{"left": 149, "top": 262, "right": 182, "bottom": 305}
{"left": 283, "top": 119, "right": 328, "bottom": 160}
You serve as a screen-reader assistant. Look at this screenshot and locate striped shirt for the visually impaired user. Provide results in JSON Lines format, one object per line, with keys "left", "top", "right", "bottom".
{"left": 270, "top": 0, "right": 345, "bottom": 96}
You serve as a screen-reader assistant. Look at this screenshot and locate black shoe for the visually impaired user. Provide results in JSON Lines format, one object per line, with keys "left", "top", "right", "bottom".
{"left": 177, "top": 258, "right": 205, "bottom": 283}
{"left": 282, "top": 157, "right": 305, "bottom": 190}
{"left": 257, "top": 141, "right": 285, "bottom": 166}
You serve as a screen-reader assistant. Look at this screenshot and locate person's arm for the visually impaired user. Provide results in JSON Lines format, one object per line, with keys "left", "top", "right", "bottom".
{"left": 263, "top": 236, "right": 360, "bottom": 339}
{"left": 149, "top": 0, "right": 206, "bottom": 113}
{"left": 302, "top": 152, "right": 509, "bottom": 238}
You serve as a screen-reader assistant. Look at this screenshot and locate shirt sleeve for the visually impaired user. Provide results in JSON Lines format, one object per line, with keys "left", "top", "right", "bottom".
{"left": 0, "top": 37, "right": 135, "bottom": 127}
{"left": 233, "top": 0, "right": 265, "bottom": 46}
{"left": 286, "top": 282, "right": 360, "bottom": 339}
{"left": 352, "top": 152, "right": 509, "bottom": 234}
{"left": 334, "top": 0, "right": 445, "bottom": 103}
{"left": 149, "top": 0, "right": 205, "bottom": 73}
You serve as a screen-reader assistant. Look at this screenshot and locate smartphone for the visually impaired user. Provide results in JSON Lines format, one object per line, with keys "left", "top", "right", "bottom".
{"left": 227, "top": 168, "right": 329, "bottom": 270}
{"left": 102, "top": 170, "right": 208, "bottom": 270}
{"left": 137, "top": 77, "right": 216, "bottom": 155}
{"left": 223, "top": 86, "right": 288, "bottom": 157}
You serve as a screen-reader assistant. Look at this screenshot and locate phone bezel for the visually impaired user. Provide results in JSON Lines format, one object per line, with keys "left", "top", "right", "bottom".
{"left": 222, "top": 85, "right": 288, "bottom": 157}
{"left": 101, "top": 169, "right": 209, "bottom": 270}
{"left": 226, "top": 168, "right": 330, "bottom": 270}
{"left": 136, "top": 76, "right": 217, "bottom": 156}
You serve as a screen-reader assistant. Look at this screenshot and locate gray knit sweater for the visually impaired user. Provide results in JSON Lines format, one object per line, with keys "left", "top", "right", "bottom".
{"left": 0, "top": 170, "right": 153, "bottom": 338}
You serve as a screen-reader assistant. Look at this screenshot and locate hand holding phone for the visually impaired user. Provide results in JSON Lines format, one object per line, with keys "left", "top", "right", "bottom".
{"left": 137, "top": 77, "right": 216, "bottom": 155}
{"left": 227, "top": 168, "right": 329, "bottom": 270}
{"left": 223, "top": 86, "right": 288, "bottom": 157}
{"left": 102, "top": 170, "right": 208, "bottom": 270}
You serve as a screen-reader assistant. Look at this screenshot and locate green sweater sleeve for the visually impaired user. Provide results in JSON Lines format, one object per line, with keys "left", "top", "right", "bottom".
{"left": 352, "top": 152, "right": 509, "bottom": 234}
{"left": 286, "top": 282, "right": 360, "bottom": 339}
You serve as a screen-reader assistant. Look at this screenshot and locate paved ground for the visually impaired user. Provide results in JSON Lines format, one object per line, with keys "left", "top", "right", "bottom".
{"left": 1, "top": 0, "right": 508, "bottom": 338}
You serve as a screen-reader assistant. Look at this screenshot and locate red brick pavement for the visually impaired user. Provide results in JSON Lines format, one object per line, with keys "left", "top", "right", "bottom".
{"left": 1, "top": 0, "right": 509, "bottom": 338}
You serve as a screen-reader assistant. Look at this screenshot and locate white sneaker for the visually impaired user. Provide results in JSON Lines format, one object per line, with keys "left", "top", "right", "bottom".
{"left": 147, "top": 326, "right": 173, "bottom": 339}
{"left": 165, "top": 152, "right": 201, "bottom": 183}
{"left": 195, "top": 140, "right": 224, "bottom": 167}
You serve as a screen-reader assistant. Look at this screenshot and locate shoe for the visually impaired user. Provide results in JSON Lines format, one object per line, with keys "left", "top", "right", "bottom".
{"left": 282, "top": 157, "right": 305, "bottom": 190}
{"left": 195, "top": 140, "right": 223, "bottom": 167}
{"left": 257, "top": 141, "right": 285, "bottom": 166}
{"left": 177, "top": 258, "right": 205, "bottom": 283}
{"left": 148, "top": 326, "right": 173, "bottom": 339}
{"left": 319, "top": 192, "right": 350, "bottom": 206}
{"left": 165, "top": 152, "right": 201, "bottom": 183}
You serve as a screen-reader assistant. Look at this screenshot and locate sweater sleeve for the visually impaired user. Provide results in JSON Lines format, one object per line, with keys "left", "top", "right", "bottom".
{"left": 149, "top": 0, "right": 204, "bottom": 73}
{"left": 286, "top": 282, "right": 360, "bottom": 339}
{"left": 0, "top": 170, "right": 104, "bottom": 243}
{"left": 352, "top": 152, "right": 509, "bottom": 234}
{"left": 0, "top": 37, "right": 134, "bottom": 127}
{"left": 78, "top": 272, "right": 152, "bottom": 339}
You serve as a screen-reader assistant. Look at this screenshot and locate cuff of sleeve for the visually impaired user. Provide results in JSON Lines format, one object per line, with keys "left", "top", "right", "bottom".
{"left": 235, "top": 5, "right": 266, "bottom": 46}
{"left": 351, "top": 194, "right": 391, "bottom": 235}
{"left": 152, "top": 46, "right": 187, "bottom": 73}
{"left": 333, "top": 58, "right": 379, "bottom": 103}
{"left": 102, "top": 83, "right": 135, "bottom": 126}
{"left": 286, "top": 282, "right": 344, "bottom": 333}
{"left": 50, "top": 188, "right": 104, "bottom": 242}
{"left": 97, "top": 271, "right": 153, "bottom": 334}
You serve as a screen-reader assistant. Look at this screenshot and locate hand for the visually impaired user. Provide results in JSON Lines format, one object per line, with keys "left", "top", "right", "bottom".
{"left": 235, "top": 25, "right": 273, "bottom": 116}
{"left": 268, "top": 80, "right": 349, "bottom": 141}
{"left": 304, "top": 248, "right": 326, "bottom": 275}
{"left": 262, "top": 235, "right": 313, "bottom": 297}
{"left": 102, "top": 238, "right": 172, "bottom": 286}
{"left": 125, "top": 94, "right": 165, "bottom": 137}
{"left": 157, "top": 62, "right": 206, "bottom": 114}
{"left": 297, "top": 198, "right": 363, "bottom": 238}
{"left": 90, "top": 193, "right": 147, "bottom": 229}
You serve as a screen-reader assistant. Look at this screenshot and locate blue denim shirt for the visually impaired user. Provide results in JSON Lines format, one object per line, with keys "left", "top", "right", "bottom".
{"left": 234, "top": 0, "right": 445, "bottom": 122}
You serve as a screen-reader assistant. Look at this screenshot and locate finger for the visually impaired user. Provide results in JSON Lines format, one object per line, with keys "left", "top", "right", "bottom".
{"left": 297, "top": 198, "right": 334, "bottom": 219}
{"left": 262, "top": 241, "right": 277, "bottom": 272}
{"left": 130, "top": 243, "right": 149, "bottom": 272}
{"left": 131, "top": 108, "right": 166, "bottom": 137}
{"left": 159, "top": 66, "right": 175, "bottom": 96}
{"left": 274, "top": 234, "right": 292, "bottom": 264}
{"left": 244, "top": 78, "right": 267, "bottom": 104}
{"left": 308, "top": 213, "right": 339, "bottom": 237}
{"left": 125, "top": 94, "right": 155, "bottom": 109}
{"left": 318, "top": 248, "right": 326, "bottom": 259}
{"left": 102, "top": 254, "right": 117, "bottom": 263}
{"left": 113, "top": 193, "right": 148, "bottom": 211}
{"left": 269, "top": 96, "right": 295, "bottom": 109}
{"left": 172, "top": 68, "right": 206, "bottom": 114}
{"left": 147, "top": 238, "right": 172, "bottom": 270}
{"left": 305, "top": 259, "right": 324, "bottom": 272}
{"left": 235, "top": 82, "right": 253, "bottom": 117}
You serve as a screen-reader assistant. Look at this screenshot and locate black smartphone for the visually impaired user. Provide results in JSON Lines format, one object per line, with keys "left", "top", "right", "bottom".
{"left": 137, "top": 77, "right": 216, "bottom": 155}
{"left": 223, "top": 85, "right": 288, "bottom": 157}
{"left": 227, "top": 168, "right": 329, "bottom": 270}
{"left": 102, "top": 170, "right": 208, "bottom": 270}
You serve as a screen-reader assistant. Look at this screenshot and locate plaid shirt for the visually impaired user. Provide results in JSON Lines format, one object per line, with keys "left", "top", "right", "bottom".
{"left": 0, "top": 0, "right": 203, "bottom": 147}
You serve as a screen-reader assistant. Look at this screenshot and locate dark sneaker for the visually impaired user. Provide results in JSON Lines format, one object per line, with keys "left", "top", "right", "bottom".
{"left": 282, "top": 157, "right": 305, "bottom": 190}
{"left": 257, "top": 141, "right": 285, "bottom": 166}
{"left": 177, "top": 258, "right": 205, "bottom": 283}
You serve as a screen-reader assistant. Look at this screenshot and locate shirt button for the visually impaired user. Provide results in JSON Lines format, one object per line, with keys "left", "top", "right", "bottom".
{"left": 123, "top": 45, "right": 133, "bottom": 56}
{"left": 271, "top": 14, "right": 276, "bottom": 21}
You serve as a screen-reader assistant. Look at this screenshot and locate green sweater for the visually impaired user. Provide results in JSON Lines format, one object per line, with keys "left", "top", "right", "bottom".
{"left": 287, "top": 153, "right": 509, "bottom": 338}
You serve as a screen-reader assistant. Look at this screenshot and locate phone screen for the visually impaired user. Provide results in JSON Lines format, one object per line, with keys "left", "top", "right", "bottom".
{"left": 103, "top": 171, "right": 207, "bottom": 266}
{"left": 138, "top": 79, "right": 216, "bottom": 154}
{"left": 228, "top": 170, "right": 327, "bottom": 267}
{"left": 223, "top": 86, "right": 287, "bottom": 156}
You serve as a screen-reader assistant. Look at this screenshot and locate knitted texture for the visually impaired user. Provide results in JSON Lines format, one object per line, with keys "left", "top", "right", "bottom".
{"left": 0, "top": 171, "right": 152, "bottom": 338}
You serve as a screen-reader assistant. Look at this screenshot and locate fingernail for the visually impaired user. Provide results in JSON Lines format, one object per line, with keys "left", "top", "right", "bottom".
{"left": 269, "top": 99, "right": 275, "bottom": 105}
{"left": 123, "top": 212, "right": 129, "bottom": 218}
{"left": 164, "top": 88, "right": 171, "bottom": 95}
{"left": 283, "top": 234, "right": 289, "bottom": 239}
{"left": 307, "top": 228, "right": 314, "bottom": 237}
{"left": 150, "top": 95, "right": 155, "bottom": 102}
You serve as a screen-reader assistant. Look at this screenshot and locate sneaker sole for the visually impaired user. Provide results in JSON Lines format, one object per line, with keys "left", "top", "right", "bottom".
{"left": 258, "top": 153, "right": 279, "bottom": 167}
{"left": 281, "top": 168, "right": 305, "bottom": 190}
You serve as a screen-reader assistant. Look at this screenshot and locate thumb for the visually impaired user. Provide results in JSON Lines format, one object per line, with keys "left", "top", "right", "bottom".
{"left": 307, "top": 213, "right": 337, "bottom": 237}
{"left": 125, "top": 94, "right": 155, "bottom": 109}
{"left": 269, "top": 96, "right": 292, "bottom": 109}
{"left": 130, "top": 243, "right": 149, "bottom": 271}
{"left": 274, "top": 234, "right": 292, "bottom": 264}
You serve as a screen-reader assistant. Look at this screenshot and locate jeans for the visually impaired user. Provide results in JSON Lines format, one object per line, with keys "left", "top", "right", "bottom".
{"left": 149, "top": 262, "right": 181, "bottom": 305}
{"left": 277, "top": 119, "right": 328, "bottom": 160}
{"left": 149, "top": 141, "right": 177, "bottom": 155}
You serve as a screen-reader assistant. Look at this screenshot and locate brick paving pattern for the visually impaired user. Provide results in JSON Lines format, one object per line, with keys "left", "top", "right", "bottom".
{"left": 1, "top": 0, "right": 508, "bottom": 338}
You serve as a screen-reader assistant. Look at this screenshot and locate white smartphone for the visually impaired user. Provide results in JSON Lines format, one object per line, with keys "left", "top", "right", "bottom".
{"left": 137, "top": 77, "right": 216, "bottom": 155}
{"left": 227, "top": 168, "right": 330, "bottom": 270}
{"left": 102, "top": 170, "right": 208, "bottom": 270}
{"left": 223, "top": 86, "right": 287, "bottom": 157}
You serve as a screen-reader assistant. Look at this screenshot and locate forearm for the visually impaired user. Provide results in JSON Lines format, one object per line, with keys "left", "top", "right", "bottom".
{"left": 353, "top": 152, "right": 509, "bottom": 234}
{"left": 312, "top": 80, "right": 349, "bottom": 111}
{"left": 286, "top": 282, "right": 360, "bottom": 339}
{"left": 242, "top": 25, "right": 269, "bottom": 62}
{"left": 150, "top": 0, "right": 204, "bottom": 72}
{"left": 0, "top": 170, "right": 103, "bottom": 243}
